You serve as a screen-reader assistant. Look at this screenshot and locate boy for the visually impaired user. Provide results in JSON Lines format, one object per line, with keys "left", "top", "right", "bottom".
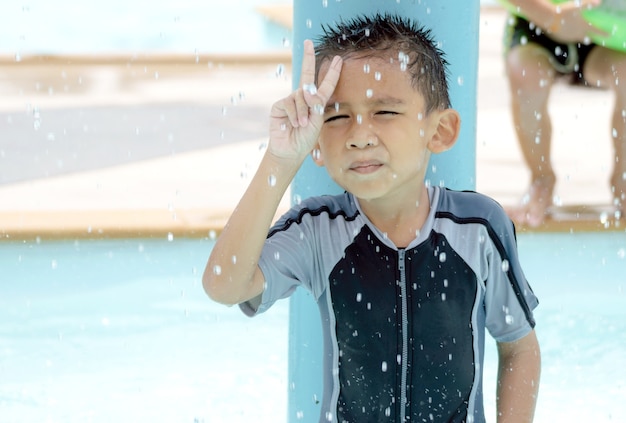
{"left": 204, "top": 14, "right": 540, "bottom": 423}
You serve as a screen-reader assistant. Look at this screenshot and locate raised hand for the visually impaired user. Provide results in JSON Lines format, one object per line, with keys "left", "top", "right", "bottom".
{"left": 268, "top": 39, "right": 342, "bottom": 163}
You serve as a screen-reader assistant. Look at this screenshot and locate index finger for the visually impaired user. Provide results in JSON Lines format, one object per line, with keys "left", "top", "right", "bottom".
{"left": 300, "top": 39, "right": 317, "bottom": 90}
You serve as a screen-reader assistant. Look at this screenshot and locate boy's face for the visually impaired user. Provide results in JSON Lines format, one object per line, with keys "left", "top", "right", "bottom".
{"left": 315, "top": 53, "right": 443, "bottom": 202}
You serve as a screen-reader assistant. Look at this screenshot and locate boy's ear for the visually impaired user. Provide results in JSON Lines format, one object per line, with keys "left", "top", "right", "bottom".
{"left": 428, "top": 109, "right": 461, "bottom": 153}
{"left": 311, "top": 144, "right": 325, "bottom": 167}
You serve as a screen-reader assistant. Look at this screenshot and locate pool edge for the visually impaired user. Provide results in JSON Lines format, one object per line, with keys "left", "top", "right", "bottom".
{"left": 0, "top": 206, "right": 622, "bottom": 241}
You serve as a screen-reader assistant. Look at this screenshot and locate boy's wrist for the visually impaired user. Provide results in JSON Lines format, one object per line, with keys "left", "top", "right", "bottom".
{"left": 260, "top": 148, "right": 305, "bottom": 186}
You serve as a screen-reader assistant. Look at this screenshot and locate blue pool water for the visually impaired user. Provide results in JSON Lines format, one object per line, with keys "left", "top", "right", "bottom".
{"left": 0, "top": 232, "right": 624, "bottom": 422}
{"left": 0, "top": 0, "right": 292, "bottom": 55}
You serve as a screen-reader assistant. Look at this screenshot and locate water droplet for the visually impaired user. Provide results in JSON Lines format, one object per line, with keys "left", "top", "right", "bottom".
{"left": 439, "top": 252, "right": 447, "bottom": 262}
{"left": 208, "top": 229, "right": 217, "bottom": 240}
{"left": 273, "top": 251, "right": 281, "bottom": 260}
{"left": 276, "top": 64, "right": 285, "bottom": 77}
{"left": 306, "top": 19, "right": 312, "bottom": 29}
{"left": 501, "top": 259, "right": 510, "bottom": 272}
{"left": 363, "top": 63, "right": 370, "bottom": 74}
{"left": 356, "top": 114, "right": 362, "bottom": 124}
{"left": 374, "top": 71, "right": 382, "bottom": 81}
{"left": 303, "top": 83, "right": 317, "bottom": 95}
{"left": 51, "top": 259, "right": 58, "bottom": 270}
{"left": 213, "top": 265, "right": 222, "bottom": 275}
{"left": 167, "top": 232, "right": 174, "bottom": 241}
{"left": 268, "top": 174, "right": 277, "bottom": 187}
{"left": 356, "top": 293, "right": 362, "bottom": 302}
{"left": 381, "top": 361, "right": 388, "bottom": 372}
{"left": 457, "top": 76, "right": 464, "bottom": 86}
{"left": 366, "top": 88, "right": 373, "bottom": 98}
{"left": 505, "top": 314, "right": 514, "bottom": 325}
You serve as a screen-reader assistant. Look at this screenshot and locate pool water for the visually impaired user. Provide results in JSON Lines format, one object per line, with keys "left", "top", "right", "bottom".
{"left": 0, "top": 232, "right": 624, "bottom": 422}
{"left": 0, "top": 0, "right": 292, "bottom": 55}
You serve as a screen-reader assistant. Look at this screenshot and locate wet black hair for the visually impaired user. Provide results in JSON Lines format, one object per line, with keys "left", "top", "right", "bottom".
{"left": 315, "top": 13, "right": 451, "bottom": 113}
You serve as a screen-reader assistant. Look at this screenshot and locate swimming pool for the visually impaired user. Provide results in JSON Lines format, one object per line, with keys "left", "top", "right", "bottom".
{"left": 0, "top": 0, "right": 292, "bottom": 55}
{"left": 0, "top": 232, "right": 624, "bottom": 422}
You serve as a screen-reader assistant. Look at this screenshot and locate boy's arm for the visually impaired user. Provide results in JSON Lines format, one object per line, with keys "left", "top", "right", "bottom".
{"left": 508, "top": 0, "right": 605, "bottom": 41}
{"left": 202, "top": 41, "right": 342, "bottom": 306}
{"left": 496, "top": 330, "right": 541, "bottom": 423}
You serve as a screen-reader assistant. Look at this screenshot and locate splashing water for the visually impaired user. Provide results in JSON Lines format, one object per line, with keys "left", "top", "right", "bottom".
{"left": 501, "top": 259, "right": 510, "bottom": 272}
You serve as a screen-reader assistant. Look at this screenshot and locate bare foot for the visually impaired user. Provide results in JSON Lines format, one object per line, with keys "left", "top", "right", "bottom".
{"left": 506, "top": 178, "right": 555, "bottom": 227}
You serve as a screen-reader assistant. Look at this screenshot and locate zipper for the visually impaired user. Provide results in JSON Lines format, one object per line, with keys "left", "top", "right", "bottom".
{"left": 398, "top": 248, "right": 408, "bottom": 422}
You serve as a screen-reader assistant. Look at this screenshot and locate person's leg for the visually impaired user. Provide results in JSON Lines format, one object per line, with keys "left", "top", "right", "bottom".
{"left": 583, "top": 47, "right": 626, "bottom": 215}
{"left": 505, "top": 43, "right": 558, "bottom": 226}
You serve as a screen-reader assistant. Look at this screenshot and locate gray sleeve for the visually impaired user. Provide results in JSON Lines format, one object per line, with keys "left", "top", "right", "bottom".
{"left": 238, "top": 193, "right": 360, "bottom": 317}
{"left": 484, "top": 214, "right": 539, "bottom": 343}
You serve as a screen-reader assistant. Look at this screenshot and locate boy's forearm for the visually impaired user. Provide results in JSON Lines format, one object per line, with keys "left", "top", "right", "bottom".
{"left": 202, "top": 150, "right": 301, "bottom": 305}
{"left": 496, "top": 331, "right": 541, "bottom": 422}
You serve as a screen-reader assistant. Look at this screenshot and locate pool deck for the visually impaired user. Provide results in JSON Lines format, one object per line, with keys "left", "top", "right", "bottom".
{"left": 0, "top": 7, "right": 623, "bottom": 240}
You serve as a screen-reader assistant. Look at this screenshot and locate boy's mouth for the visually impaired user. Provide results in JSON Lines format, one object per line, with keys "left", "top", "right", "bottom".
{"left": 349, "top": 160, "right": 383, "bottom": 174}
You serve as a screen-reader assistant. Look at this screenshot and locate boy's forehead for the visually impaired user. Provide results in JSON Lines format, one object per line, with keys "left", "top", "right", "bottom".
{"left": 318, "top": 51, "right": 405, "bottom": 80}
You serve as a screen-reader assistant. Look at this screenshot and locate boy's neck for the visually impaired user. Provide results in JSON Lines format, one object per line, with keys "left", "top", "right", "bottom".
{"left": 357, "top": 186, "right": 431, "bottom": 248}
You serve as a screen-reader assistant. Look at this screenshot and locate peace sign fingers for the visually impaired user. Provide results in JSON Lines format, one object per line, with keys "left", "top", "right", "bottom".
{"left": 298, "top": 39, "right": 342, "bottom": 127}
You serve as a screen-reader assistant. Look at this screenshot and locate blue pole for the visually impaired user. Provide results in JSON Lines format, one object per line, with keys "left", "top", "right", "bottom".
{"left": 288, "top": 1, "right": 479, "bottom": 421}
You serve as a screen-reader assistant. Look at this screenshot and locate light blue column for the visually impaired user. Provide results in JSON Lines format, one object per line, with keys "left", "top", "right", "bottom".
{"left": 288, "top": 1, "right": 479, "bottom": 421}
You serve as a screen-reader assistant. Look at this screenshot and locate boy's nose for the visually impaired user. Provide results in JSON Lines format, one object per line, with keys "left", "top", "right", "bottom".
{"left": 346, "top": 121, "right": 378, "bottom": 149}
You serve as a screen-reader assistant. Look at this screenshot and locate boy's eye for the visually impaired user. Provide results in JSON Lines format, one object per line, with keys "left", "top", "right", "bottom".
{"left": 376, "top": 111, "right": 398, "bottom": 116}
{"left": 324, "top": 115, "right": 349, "bottom": 123}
